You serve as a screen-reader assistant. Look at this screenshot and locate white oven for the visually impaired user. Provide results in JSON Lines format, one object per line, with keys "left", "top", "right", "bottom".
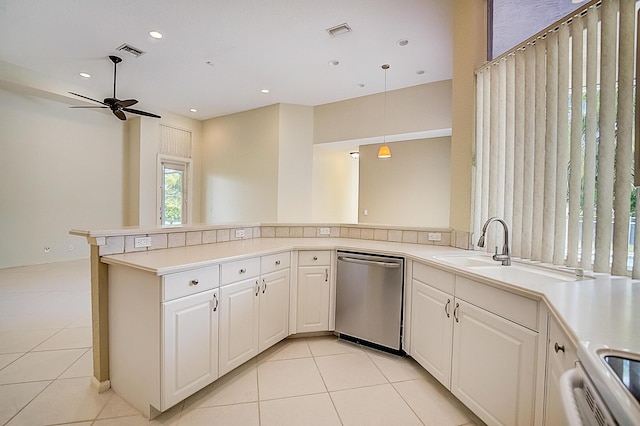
{"left": 560, "top": 347, "right": 640, "bottom": 426}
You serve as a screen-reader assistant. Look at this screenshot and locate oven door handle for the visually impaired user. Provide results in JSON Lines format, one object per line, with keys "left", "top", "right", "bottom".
{"left": 559, "top": 368, "right": 584, "bottom": 426}
{"left": 337, "top": 256, "right": 401, "bottom": 269}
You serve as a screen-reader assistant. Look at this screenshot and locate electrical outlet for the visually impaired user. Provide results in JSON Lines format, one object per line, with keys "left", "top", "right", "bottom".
{"left": 44, "top": 246, "right": 51, "bottom": 253}
{"left": 134, "top": 237, "right": 152, "bottom": 248}
{"left": 319, "top": 227, "right": 331, "bottom": 235}
{"left": 235, "top": 229, "right": 245, "bottom": 238}
{"left": 68, "top": 244, "right": 74, "bottom": 251}
{"left": 428, "top": 232, "right": 442, "bottom": 241}
{"left": 363, "top": 209, "right": 368, "bottom": 216}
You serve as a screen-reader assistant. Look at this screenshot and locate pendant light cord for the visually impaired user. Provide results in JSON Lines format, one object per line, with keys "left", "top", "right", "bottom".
{"left": 383, "top": 64, "right": 389, "bottom": 144}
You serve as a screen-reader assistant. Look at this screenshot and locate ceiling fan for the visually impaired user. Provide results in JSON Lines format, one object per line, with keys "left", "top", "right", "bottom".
{"left": 70, "top": 55, "right": 161, "bottom": 121}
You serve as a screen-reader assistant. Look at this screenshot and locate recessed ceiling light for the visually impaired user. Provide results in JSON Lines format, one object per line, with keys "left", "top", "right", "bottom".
{"left": 261, "top": 89, "right": 270, "bottom": 94}
{"left": 416, "top": 70, "right": 425, "bottom": 75}
{"left": 206, "top": 60, "right": 215, "bottom": 67}
{"left": 329, "top": 60, "right": 340, "bottom": 66}
{"left": 190, "top": 108, "right": 198, "bottom": 113}
{"left": 356, "top": 83, "right": 365, "bottom": 88}
{"left": 79, "top": 72, "right": 91, "bottom": 78}
{"left": 149, "top": 31, "right": 163, "bottom": 39}
{"left": 397, "top": 39, "right": 409, "bottom": 47}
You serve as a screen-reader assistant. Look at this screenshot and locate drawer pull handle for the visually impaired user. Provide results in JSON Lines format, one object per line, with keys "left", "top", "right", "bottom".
{"left": 444, "top": 299, "right": 451, "bottom": 318}
{"left": 275, "top": 260, "right": 281, "bottom": 266}
{"left": 554, "top": 343, "right": 565, "bottom": 353}
{"left": 190, "top": 279, "right": 199, "bottom": 286}
{"left": 313, "top": 256, "right": 318, "bottom": 260}
{"left": 212, "top": 294, "right": 218, "bottom": 312}
{"left": 239, "top": 268, "right": 246, "bottom": 274}
{"left": 453, "top": 302, "right": 460, "bottom": 323}
{"left": 255, "top": 280, "right": 260, "bottom": 296}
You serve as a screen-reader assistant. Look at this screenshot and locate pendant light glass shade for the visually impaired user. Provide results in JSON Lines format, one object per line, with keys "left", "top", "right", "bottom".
{"left": 377, "top": 145, "right": 391, "bottom": 158}
{"left": 378, "top": 64, "right": 391, "bottom": 159}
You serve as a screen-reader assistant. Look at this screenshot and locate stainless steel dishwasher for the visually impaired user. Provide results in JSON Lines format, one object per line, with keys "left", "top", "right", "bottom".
{"left": 335, "top": 251, "right": 405, "bottom": 353}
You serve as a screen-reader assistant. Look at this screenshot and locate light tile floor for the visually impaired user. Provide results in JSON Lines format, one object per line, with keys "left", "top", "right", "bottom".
{"left": 0, "top": 259, "right": 485, "bottom": 426}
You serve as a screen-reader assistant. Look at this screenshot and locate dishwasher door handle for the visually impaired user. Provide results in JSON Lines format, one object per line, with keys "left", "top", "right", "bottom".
{"left": 337, "top": 256, "right": 401, "bottom": 269}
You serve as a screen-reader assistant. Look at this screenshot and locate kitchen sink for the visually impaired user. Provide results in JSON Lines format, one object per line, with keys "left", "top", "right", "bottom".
{"left": 434, "top": 255, "right": 500, "bottom": 268}
{"left": 434, "top": 255, "right": 587, "bottom": 284}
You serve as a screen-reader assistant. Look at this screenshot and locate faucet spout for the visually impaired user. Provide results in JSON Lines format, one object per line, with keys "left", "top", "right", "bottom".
{"left": 477, "top": 217, "right": 511, "bottom": 266}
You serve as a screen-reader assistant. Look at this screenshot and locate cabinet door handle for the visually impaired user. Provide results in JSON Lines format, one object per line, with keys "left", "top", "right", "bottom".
{"left": 453, "top": 302, "right": 460, "bottom": 323}
{"left": 444, "top": 299, "right": 451, "bottom": 318}
{"left": 212, "top": 293, "right": 218, "bottom": 312}
{"left": 255, "top": 280, "right": 260, "bottom": 296}
{"left": 262, "top": 278, "right": 267, "bottom": 294}
{"left": 554, "top": 342, "right": 565, "bottom": 353}
{"left": 313, "top": 256, "right": 318, "bottom": 261}
{"left": 239, "top": 268, "right": 246, "bottom": 274}
{"left": 325, "top": 268, "right": 328, "bottom": 282}
{"left": 275, "top": 260, "right": 281, "bottom": 266}
{"left": 190, "top": 279, "right": 199, "bottom": 286}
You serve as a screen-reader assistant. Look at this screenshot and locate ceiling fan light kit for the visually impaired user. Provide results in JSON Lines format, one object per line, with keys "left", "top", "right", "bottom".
{"left": 70, "top": 55, "right": 161, "bottom": 121}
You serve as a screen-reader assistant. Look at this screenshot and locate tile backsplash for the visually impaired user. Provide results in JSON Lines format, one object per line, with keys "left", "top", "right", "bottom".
{"left": 95, "top": 224, "right": 455, "bottom": 256}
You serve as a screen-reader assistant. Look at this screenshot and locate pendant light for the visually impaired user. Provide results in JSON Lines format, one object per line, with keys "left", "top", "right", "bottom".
{"left": 378, "top": 64, "right": 391, "bottom": 159}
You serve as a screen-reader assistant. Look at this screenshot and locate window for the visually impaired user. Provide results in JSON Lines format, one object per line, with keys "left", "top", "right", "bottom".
{"left": 159, "top": 158, "right": 190, "bottom": 226}
{"left": 474, "top": 0, "right": 638, "bottom": 277}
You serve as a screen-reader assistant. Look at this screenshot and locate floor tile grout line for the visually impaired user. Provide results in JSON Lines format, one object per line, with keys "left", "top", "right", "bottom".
{"left": 310, "top": 342, "right": 345, "bottom": 426}
{"left": 3, "top": 378, "right": 56, "bottom": 426}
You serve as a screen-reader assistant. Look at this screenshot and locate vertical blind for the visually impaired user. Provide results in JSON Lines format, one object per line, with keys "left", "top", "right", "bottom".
{"left": 160, "top": 124, "right": 192, "bottom": 158}
{"left": 474, "top": 0, "right": 638, "bottom": 277}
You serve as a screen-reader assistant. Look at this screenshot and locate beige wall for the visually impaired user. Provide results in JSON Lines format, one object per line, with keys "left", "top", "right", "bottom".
{"left": 311, "top": 146, "right": 359, "bottom": 223}
{"left": 450, "top": 0, "right": 487, "bottom": 234}
{"left": 358, "top": 138, "right": 451, "bottom": 227}
{"left": 0, "top": 88, "right": 126, "bottom": 268}
{"left": 202, "top": 104, "right": 280, "bottom": 223}
{"left": 314, "top": 80, "right": 452, "bottom": 144}
{"left": 277, "top": 104, "right": 314, "bottom": 222}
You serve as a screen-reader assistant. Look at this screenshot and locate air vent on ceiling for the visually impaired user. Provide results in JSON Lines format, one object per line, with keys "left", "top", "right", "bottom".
{"left": 115, "top": 43, "right": 145, "bottom": 58}
{"left": 326, "top": 23, "right": 352, "bottom": 37}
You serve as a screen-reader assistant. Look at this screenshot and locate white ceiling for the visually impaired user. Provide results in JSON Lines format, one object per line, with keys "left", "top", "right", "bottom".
{"left": 0, "top": 0, "right": 452, "bottom": 121}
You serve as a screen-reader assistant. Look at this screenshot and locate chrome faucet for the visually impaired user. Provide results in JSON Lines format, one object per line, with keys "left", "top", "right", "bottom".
{"left": 477, "top": 217, "right": 511, "bottom": 266}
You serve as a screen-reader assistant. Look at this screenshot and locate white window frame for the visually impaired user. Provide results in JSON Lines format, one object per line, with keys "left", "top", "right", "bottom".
{"left": 157, "top": 154, "right": 192, "bottom": 227}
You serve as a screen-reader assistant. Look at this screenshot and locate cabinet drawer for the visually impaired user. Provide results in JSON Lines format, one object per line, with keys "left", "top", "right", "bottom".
{"left": 455, "top": 276, "right": 539, "bottom": 331}
{"left": 413, "top": 262, "right": 455, "bottom": 295}
{"left": 221, "top": 257, "right": 260, "bottom": 285}
{"left": 548, "top": 315, "right": 578, "bottom": 370}
{"left": 299, "top": 250, "right": 331, "bottom": 266}
{"left": 162, "top": 265, "right": 220, "bottom": 301}
{"left": 261, "top": 252, "right": 291, "bottom": 274}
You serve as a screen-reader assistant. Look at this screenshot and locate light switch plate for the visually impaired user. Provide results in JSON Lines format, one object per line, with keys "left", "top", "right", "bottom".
{"left": 235, "top": 229, "right": 245, "bottom": 238}
{"left": 428, "top": 232, "right": 442, "bottom": 241}
{"left": 319, "top": 227, "right": 330, "bottom": 235}
{"left": 134, "top": 237, "right": 152, "bottom": 248}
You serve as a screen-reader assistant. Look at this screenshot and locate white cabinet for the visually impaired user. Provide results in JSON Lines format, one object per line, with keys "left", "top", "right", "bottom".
{"left": 218, "top": 252, "right": 290, "bottom": 376}
{"left": 259, "top": 269, "right": 290, "bottom": 351}
{"left": 108, "top": 264, "right": 220, "bottom": 418}
{"left": 410, "top": 262, "right": 539, "bottom": 426}
{"left": 297, "top": 250, "right": 331, "bottom": 333}
{"left": 543, "top": 315, "right": 577, "bottom": 426}
{"left": 162, "top": 289, "right": 219, "bottom": 409}
{"left": 411, "top": 279, "right": 454, "bottom": 387}
{"left": 451, "top": 299, "right": 537, "bottom": 426}
{"left": 218, "top": 277, "right": 260, "bottom": 376}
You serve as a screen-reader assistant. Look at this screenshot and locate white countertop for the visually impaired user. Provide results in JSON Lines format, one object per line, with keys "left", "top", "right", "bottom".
{"left": 101, "top": 237, "right": 640, "bottom": 352}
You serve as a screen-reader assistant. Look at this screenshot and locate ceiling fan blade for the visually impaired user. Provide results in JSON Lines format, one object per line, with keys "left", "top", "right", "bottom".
{"left": 69, "top": 106, "right": 109, "bottom": 109}
{"left": 69, "top": 92, "right": 106, "bottom": 105}
{"left": 117, "top": 99, "right": 138, "bottom": 108}
{"left": 113, "top": 109, "right": 127, "bottom": 121}
{"left": 122, "top": 107, "right": 161, "bottom": 119}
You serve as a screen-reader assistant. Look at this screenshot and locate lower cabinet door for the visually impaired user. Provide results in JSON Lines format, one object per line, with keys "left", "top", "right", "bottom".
{"left": 219, "top": 278, "right": 260, "bottom": 376}
{"left": 411, "top": 279, "right": 453, "bottom": 388}
{"left": 162, "top": 289, "right": 219, "bottom": 409}
{"left": 259, "top": 269, "right": 290, "bottom": 352}
{"left": 451, "top": 299, "right": 537, "bottom": 426}
{"left": 297, "top": 266, "right": 330, "bottom": 333}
